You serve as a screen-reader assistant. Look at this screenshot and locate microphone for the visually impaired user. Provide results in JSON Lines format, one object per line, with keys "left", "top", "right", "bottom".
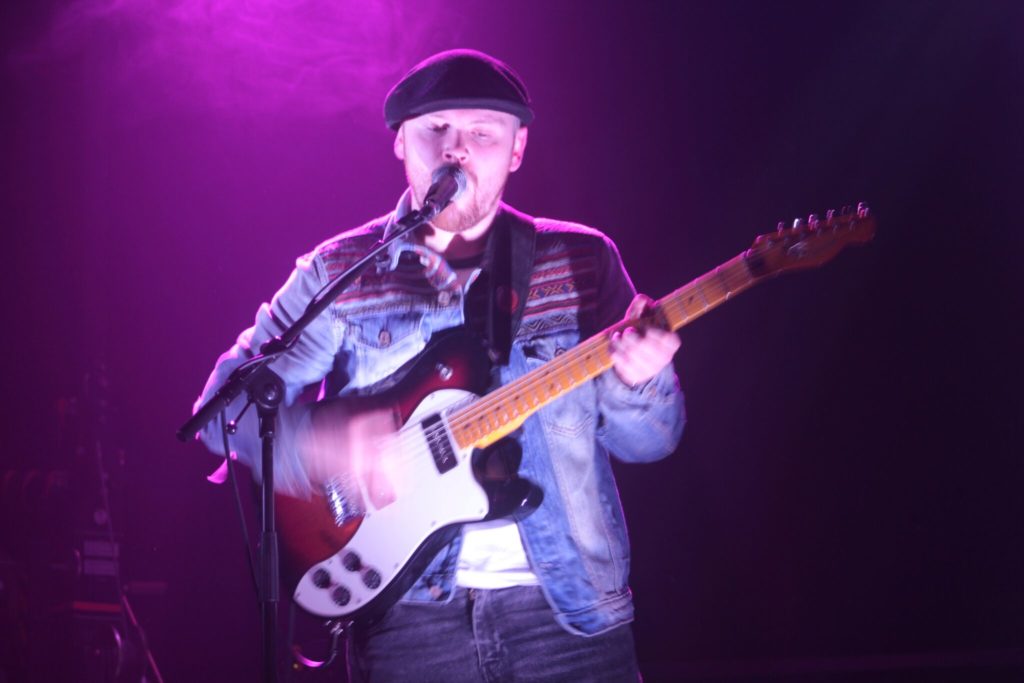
{"left": 420, "top": 164, "right": 467, "bottom": 220}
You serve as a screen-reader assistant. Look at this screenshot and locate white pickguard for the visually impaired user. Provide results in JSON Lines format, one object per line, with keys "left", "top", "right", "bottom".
{"left": 293, "top": 389, "right": 487, "bottom": 617}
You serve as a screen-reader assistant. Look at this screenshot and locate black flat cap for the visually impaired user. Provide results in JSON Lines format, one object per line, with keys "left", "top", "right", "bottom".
{"left": 384, "top": 49, "right": 533, "bottom": 130}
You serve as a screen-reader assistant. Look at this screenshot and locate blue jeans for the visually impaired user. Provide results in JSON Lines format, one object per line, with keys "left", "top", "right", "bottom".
{"left": 346, "top": 586, "right": 641, "bottom": 682}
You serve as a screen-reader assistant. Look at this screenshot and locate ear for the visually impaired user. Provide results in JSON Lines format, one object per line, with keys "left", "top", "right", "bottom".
{"left": 509, "top": 125, "right": 528, "bottom": 173}
{"left": 393, "top": 126, "right": 406, "bottom": 161}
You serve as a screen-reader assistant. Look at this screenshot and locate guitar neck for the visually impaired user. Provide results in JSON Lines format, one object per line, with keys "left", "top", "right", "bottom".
{"left": 447, "top": 251, "right": 758, "bottom": 450}
{"left": 657, "top": 251, "right": 759, "bottom": 331}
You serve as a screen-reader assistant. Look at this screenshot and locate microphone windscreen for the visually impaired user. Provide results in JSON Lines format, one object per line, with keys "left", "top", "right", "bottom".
{"left": 431, "top": 164, "right": 467, "bottom": 201}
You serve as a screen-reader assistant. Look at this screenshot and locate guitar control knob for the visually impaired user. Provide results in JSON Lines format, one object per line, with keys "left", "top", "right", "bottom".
{"left": 363, "top": 569, "right": 382, "bottom": 589}
{"left": 331, "top": 586, "right": 351, "bottom": 606}
{"left": 342, "top": 552, "right": 362, "bottom": 572}
{"left": 313, "top": 568, "right": 331, "bottom": 588}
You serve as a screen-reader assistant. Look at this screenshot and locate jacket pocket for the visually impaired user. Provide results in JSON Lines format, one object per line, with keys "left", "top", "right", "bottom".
{"left": 346, "top": 312, "right": 427, "bottom": 387}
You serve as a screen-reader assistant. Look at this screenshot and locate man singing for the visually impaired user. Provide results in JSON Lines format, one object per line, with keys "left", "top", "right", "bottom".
{"left": 195, "top": 49, "right": 685, "bottom": 682}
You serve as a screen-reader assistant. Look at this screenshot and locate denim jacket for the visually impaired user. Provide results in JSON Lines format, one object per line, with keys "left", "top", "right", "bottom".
{"left": 195, "top": 197, "right": 685, "bottom": 636}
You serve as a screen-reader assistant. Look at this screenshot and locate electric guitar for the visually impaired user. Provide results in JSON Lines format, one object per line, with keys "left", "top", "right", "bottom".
{"left": 276, "top": 205, "right": 876, "bottom": 622}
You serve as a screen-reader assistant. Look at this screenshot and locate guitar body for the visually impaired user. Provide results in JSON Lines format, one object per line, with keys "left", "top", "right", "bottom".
{"left": 276, "top": 331, "right": 541, "bottom": 622}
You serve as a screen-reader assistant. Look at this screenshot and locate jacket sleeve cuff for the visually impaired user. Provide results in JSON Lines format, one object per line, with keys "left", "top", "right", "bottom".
{"left": 599, "top": 362, "right": 679, "bottom": 405}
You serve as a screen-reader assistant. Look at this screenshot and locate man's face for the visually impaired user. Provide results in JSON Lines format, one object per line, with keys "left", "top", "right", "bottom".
{"left": 395, "top": 108, "right": 528, "bottom": 234}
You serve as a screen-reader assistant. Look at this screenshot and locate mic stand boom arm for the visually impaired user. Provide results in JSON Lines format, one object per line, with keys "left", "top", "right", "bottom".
{"left": 176, "top": 203, "right": 440, "bottom": 683}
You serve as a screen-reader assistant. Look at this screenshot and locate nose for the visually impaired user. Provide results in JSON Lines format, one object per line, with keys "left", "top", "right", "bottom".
{"left": 442, "top": 129, "right": 468, "bottom": 164}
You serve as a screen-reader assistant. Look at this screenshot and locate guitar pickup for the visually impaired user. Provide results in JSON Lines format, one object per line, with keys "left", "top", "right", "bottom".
{"left": 421, "top": 413, "right": 457, "bottom": 474}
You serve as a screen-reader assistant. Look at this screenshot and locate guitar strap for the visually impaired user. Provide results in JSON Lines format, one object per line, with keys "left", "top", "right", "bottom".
{"left": 475, "top": 206, "right": 536, "bottom": 368}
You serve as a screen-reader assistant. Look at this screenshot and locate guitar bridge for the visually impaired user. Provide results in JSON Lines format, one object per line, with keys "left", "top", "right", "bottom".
{"left": 324, "top": 474, "right": 365, "bottom": 526}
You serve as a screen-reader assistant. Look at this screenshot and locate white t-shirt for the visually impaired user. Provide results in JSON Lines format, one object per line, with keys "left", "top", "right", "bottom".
{"left": 457, "top": 519, "right": 539, "bottom": 588}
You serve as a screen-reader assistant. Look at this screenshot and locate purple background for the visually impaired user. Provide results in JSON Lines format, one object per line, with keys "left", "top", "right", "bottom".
{"left": 2, "top": 1, "right": 1022, "bottom": 681}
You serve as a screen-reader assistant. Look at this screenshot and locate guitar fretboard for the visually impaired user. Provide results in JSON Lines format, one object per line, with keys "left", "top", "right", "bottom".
{"left": 448, "top": 251, "right": 758, "bottom": 449}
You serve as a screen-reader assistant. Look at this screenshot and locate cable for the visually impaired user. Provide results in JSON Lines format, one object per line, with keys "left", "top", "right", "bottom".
{"left": 221, "top": 410, "right": 260, "bottom": 598}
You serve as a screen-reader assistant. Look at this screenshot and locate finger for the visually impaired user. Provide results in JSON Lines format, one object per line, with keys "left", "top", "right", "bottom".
{"left": 611, "top": 329, "right": 644, "bottom": 361}
{"left": 624, "top": 293, "right": 655, "bottom": 321}
{"left": 612, "top": 331, "right": 680, "bottom": 382}
{"left": 622, "top": 329, "right": 676, "bottom": 360}
{"left": 643, "top": 327, "right": 681, "bottom": 354}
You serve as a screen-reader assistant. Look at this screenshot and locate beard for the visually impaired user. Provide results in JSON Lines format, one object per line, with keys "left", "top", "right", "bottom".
{"left": 431, "top": 191, "right": 495, "bottom": 233}
{"left": 411, "top": 167, "right": 506, "bottom": 234}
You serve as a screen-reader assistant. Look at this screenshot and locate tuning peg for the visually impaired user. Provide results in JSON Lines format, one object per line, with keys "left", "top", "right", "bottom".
{"left": 840, "top": 205, "right": 851, "bottom": 215}
{"left": 826, "top": 209, "right": 836, "bottom": 222}
{"left": 857, "top": 202, "right": 870, "bottom": 218}
{"left": 807, "top": 213, "right": 819, "bottom": 230}
{"left": 792, "top": 217, "right": 805, "bottom": 230}
{"left": 777, "top": 221, "right": 785, "bottom": 233}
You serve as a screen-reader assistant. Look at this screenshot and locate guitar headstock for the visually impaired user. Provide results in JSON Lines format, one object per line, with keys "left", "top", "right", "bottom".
{"left": 746, "top": 203, "right": 876, "bottom": 277}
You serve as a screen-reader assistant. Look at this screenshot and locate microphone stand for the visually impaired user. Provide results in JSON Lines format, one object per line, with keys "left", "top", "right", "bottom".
{"left": 178, "top": 199, "right": 447, "bottom": 683}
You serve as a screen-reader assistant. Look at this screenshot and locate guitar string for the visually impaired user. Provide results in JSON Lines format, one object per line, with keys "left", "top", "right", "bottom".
{"left": 320, "top": 227, "right": 860, "bottom": 493}
{"left": 327, "top": 259, "right": 756, "bottom": 482}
